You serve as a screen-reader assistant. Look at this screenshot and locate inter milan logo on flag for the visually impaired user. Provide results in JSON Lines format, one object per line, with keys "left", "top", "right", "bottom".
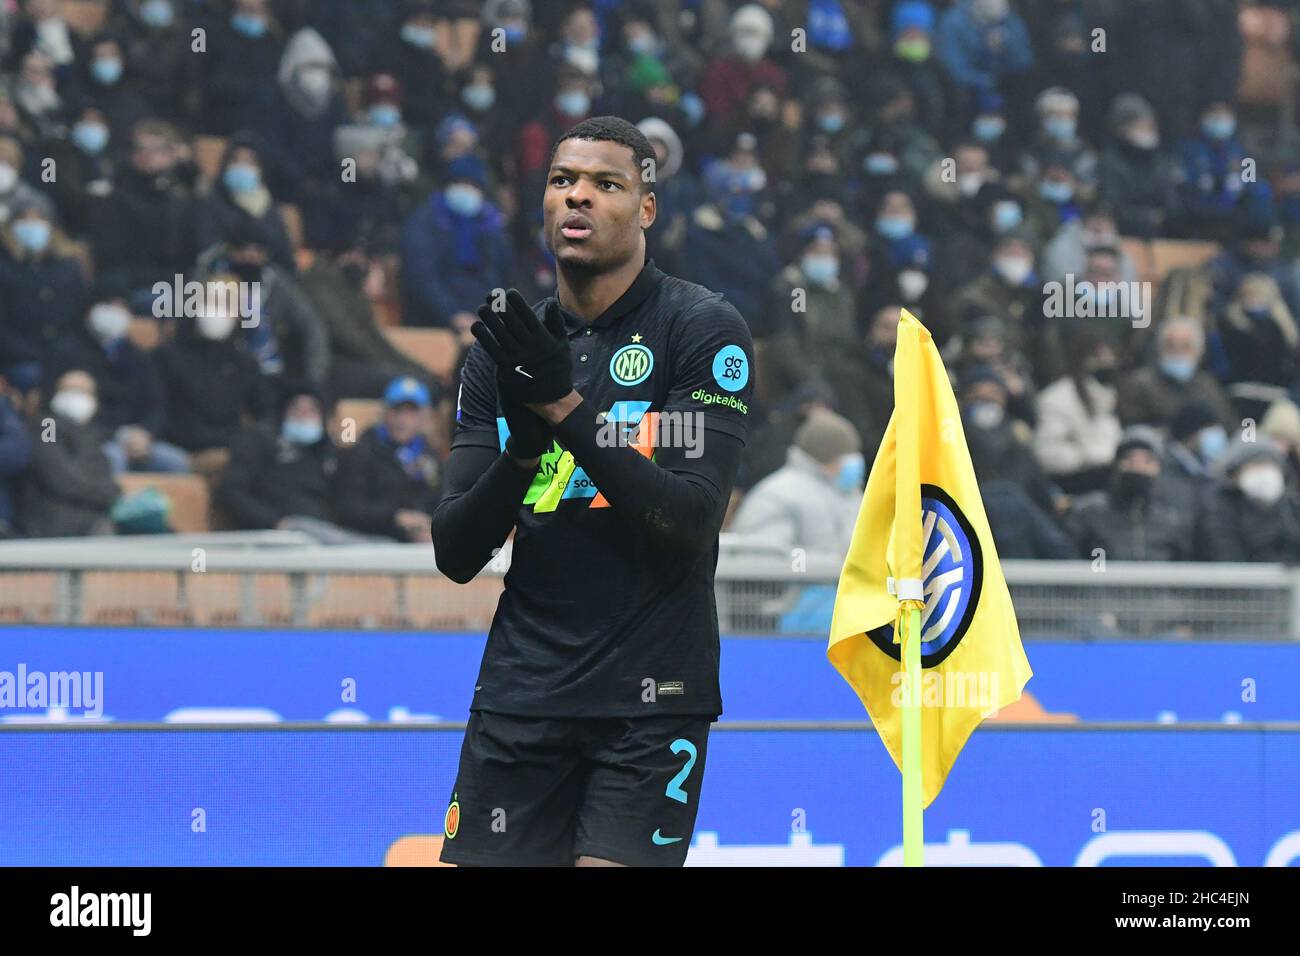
{"left": 868, "top": 484, "right": 983, "bottom": 667}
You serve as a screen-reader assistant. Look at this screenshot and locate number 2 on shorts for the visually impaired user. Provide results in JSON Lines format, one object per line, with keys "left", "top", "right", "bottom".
{"left": 664, "top": 738, "right": 698, "bottom": 804}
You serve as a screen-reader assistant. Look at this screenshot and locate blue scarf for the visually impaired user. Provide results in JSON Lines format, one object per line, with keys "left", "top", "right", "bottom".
{"left": 378, "top": 423, "right": 428, "bottom": 478}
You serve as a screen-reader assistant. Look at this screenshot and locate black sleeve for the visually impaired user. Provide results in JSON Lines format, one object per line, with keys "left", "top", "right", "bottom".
{"left": 548, "top": 293, "right": 755, "bottom": 558}
{"left": 553, "top": 398, "right": 744, "bottom": 559}
{"left": 429, "top": 444, "right": 537, "bottom": 584}
{"left": 428, "top": 342, "right": 536, "bottom": 583}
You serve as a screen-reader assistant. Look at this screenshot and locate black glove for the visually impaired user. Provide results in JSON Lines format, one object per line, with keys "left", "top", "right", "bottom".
{"left": 499, "top": 381, "right": 553, "bottom": 460}
{"left": 471, "top": 289, "right": 572, "bottom": 404}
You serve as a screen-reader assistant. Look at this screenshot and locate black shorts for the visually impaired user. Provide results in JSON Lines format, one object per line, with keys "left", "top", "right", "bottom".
{"left": 438, "top": 710, "right": 714, "bottom": 867}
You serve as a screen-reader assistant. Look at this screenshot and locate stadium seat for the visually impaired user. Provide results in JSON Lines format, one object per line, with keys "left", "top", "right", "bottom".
{"left": 334, "top": 399, "right": 384, "bottom": 443}
{"left": 1149, "top": 239, "right": 1220, "bottom": 280}
{"left": 0, "top": 572, "right": 58, "bottom": 623}
{"left": 82, "top": 571, "right": 190, "bottom": 626}
{"left": 305, "top": 574, "right": 404, "bottom": 628}
{"left": 193, "top": 135, "right": 229, "bottom": 183}
{"left": 186, "top": 573, "right": 293, "bottom": 627}
{"left": 116, "top": 473, "right": 212, "bottom": 533}
{"left": 382, "top": 327, "right": 460, "bottom": 383}
{"left": 1238, "top": 6, "right": 1295, "bottom": 106}
{"left": 62, "top": 0, "right": 108, "bottom": 37}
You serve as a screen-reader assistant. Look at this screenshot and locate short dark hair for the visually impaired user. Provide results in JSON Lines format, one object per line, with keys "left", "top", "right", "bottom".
{"left": 549, "top": 115, "right": 657, "bottom": 193}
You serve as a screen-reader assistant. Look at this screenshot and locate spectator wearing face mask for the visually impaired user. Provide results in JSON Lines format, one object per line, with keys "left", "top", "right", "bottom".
{"left": 1118, "top": 317, "right": 1237, "bottom": 432}
{"left": 299, "top": 242, "right": 438, "bottom": 401}
{"left": 154, "top": 293, "right": 269, "bottom": 470}
{"left": 1063, "top": 425, "right": 1199, "bottom": 561}
{"left": 42, "top": 105, "right": 115, "bottom": 234}
{"left": 1199, "top": 438, "right": 1300, "bottom": 562}
{"left": 194, "top": 135, "right": 295, "bottom": 272}
{"left": 400, "top": 154, "right": 512, "bottom": 332}
{"left": 679, "top": 154, "right": 780, "bottom": 332}
{"left": 255, "top": 27, "right": 350, "bottom": 212}
{"left": 921, "top": 140, "right": 995, "bottom": 223}
{"left": 49, "top": 282, "right": 188, "bottom": 475}
{"left": 19, "top": 369, "right": 121, "bottom": 538}
{"left": 933, "top": 0, "right": 1034, "bottom": 121}
{"left": 1213, "top": 273, "right": 1300, "bottom": 422}
{"left": 1021, "top": 160, "right": 1083, "bottom": 239}
{"left": 1019, "top": 87, "right": 1097, "bottom": 199}
{"left": 874, "top": 2, "right": 947, "bottom": 136}
{"left": 216, "top": 380, "right": 360, "bottom": 543}
{"left": 698, "top": 4, "right": 788, "bottom": 155}
{"left": 197, "top": 0, "right": 283, "bottom": 136}
{"left": 456, "top": 62, "right": 513, "bottom": 179}
{"left": 73, "top": 34, "right": 150, "bottom": 142}
{"left": 961, "top": 363, "right": 1059, "bottom": 515}
{"left": 515, "top": 63, "right": 595, "bottom": 202}
{"left": 196, "top": 227, "right": 332, "bottom": 386}
{"left": 967, "top": 89, "right": 1014, "bottom": 169}
{"left": 1204, "top": 220, "right": 1300, "bottom": 326}
{"left": 334, "top": 376, "right": 443, "bottom": 542}
{"left": 0, "top": 194, "right": 88, "bottom": 373}
{"left": 1261, "top": 398, "right": 1300, "bottom": 487}
{"left": 1032, "top": 330, "right": 1122, "bottom": 496}
{"left": 1173, "top": 101, "right": 1252, "bottom": 241}
{"left": 474, "top": 0, "right": 544, "bottom": 128}
{"left": 379, "top": 0, "right": 453, "bottom": 131}
{"left": 864, "top": 189, "right": 933, "bottom": 314}
{"left": 109, "top": 0, "right": 192, "bottom": 126}
{"left": 729, "top": 407, "right": 864, "bottom": 558}
{"left": 1165, "top": 401, "right": 1231, "bottom": 486}
{"left": 761, "top": 224, "right": 856, "bottom": 364}
{"left": 1098, "top": 93, "right": 1178, "bottom": 239}
{"left": 949, "top": 232, "right": 1061, "bottom": 384}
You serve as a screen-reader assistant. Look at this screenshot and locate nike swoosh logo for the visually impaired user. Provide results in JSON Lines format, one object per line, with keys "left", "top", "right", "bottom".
{"left": 514, "top": 365, "right": 533, "bottom": 378}
{"left": 652, "top": 829, "right": 683, "bottom": 845}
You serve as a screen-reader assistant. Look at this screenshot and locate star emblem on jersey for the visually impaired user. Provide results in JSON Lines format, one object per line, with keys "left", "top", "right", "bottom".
{"left": 630, "top": 333, "right": 643, "bottom": 343}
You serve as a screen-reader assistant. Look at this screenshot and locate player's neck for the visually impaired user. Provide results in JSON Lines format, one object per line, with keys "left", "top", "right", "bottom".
{"left": 555, "top": 252, "right": 646, "bottom": 324}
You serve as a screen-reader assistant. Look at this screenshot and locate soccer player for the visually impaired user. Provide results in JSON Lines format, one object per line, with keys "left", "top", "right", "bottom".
{"left": 430, "top": 116, "right": 755, "bottom": 866}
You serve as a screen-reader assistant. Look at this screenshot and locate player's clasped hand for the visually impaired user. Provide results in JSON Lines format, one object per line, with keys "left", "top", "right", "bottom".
{"left": 471, "top": 289, "right": 573, "bottom": 405}
{"left": 498, "top": 385, "right": 553, "bottom": 460}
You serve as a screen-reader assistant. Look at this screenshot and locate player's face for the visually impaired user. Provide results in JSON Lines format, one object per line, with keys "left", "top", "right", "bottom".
{"left": 544, "top": 138, "right": 655, "bottom": 272}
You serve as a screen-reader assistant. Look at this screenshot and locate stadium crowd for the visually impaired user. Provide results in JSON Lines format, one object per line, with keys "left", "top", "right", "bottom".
{"left": 0, "top": 0, "right": 1298, "bottom": 564}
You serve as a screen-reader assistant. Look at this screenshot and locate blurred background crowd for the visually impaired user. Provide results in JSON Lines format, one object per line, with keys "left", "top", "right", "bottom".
{"left": 0, "top": 0, "right": 1299, "bottom": 565}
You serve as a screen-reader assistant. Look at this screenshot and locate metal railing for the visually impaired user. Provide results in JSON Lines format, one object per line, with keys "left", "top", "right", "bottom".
{"left": 0, "top": 533, "right": 1291, "bottom": 639}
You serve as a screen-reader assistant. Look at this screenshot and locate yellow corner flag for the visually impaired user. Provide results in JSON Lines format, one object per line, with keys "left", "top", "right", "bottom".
{"left": 828, "top": 309, "right": 1032, "bottom": 813}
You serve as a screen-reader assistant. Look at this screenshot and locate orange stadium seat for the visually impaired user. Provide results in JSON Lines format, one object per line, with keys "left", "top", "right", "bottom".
{"left": 82, "top": 571, "right": 190, "bottom": 625}
{"left": 117, "top": 473, "right": 212, "bottom": 533}
{"left": 382, "top": 327, "right": 460, "bottom": 383}
{"left": 193, "top": 135, "right": 229, "bottom": 183}
{"left": 1238, "top": 6, "right": 1295, "bottom": 106}
{"left": 62, "top": 0, "right": 108, "bottom": 36}
{"left": 0, "top": 572, "right": 59, "bottom": 623}
{"left": 1149, "top": 239, "right": 1220, "bottom": 280}
{"left": 334, "top": 398, "right": 383, "bottom": 444}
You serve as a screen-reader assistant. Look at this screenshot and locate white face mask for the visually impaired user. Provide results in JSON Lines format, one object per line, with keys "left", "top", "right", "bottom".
{"left": 898, "top": 268, "right": 929, "bottom": 301}
{"left": 297, "top": 67, "right": 333, "bottom": 98}
{"left": 51, "top": 389, "right": 96, "bottom": 424}
{"left": 0, "top": 162, "right": 17, "bottom": 193}
{"left": 734, "top": 33, "right": 768, "bottom": 63}
{"left": 1239, "top": 464, "right": 1286, "bottom": 505}
{"left": 88, "top": 303, "right": 131, "bottom": 342}
{"left": 197, "top": 311, "right": 237, "bottom": 341}
{"left": 995, "top": 255, "right": 1033, "bottom": 286}
{"left": 958, "top": 172, "right": 984, "bottom": 197}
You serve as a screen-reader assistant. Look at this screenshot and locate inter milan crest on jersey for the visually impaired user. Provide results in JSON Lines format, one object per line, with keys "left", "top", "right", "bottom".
{"left": 867, "top": 484, "right": 984, "bottom": 668}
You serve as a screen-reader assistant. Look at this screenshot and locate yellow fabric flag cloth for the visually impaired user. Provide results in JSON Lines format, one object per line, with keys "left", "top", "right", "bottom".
{"left": 828, "top": 309, "right": 1032, "bottom": 808}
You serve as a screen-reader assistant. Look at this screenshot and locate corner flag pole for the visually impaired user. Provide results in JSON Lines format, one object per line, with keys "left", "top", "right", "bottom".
{"left": 901, "top": 604, "right": 924, "bottom": 866}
